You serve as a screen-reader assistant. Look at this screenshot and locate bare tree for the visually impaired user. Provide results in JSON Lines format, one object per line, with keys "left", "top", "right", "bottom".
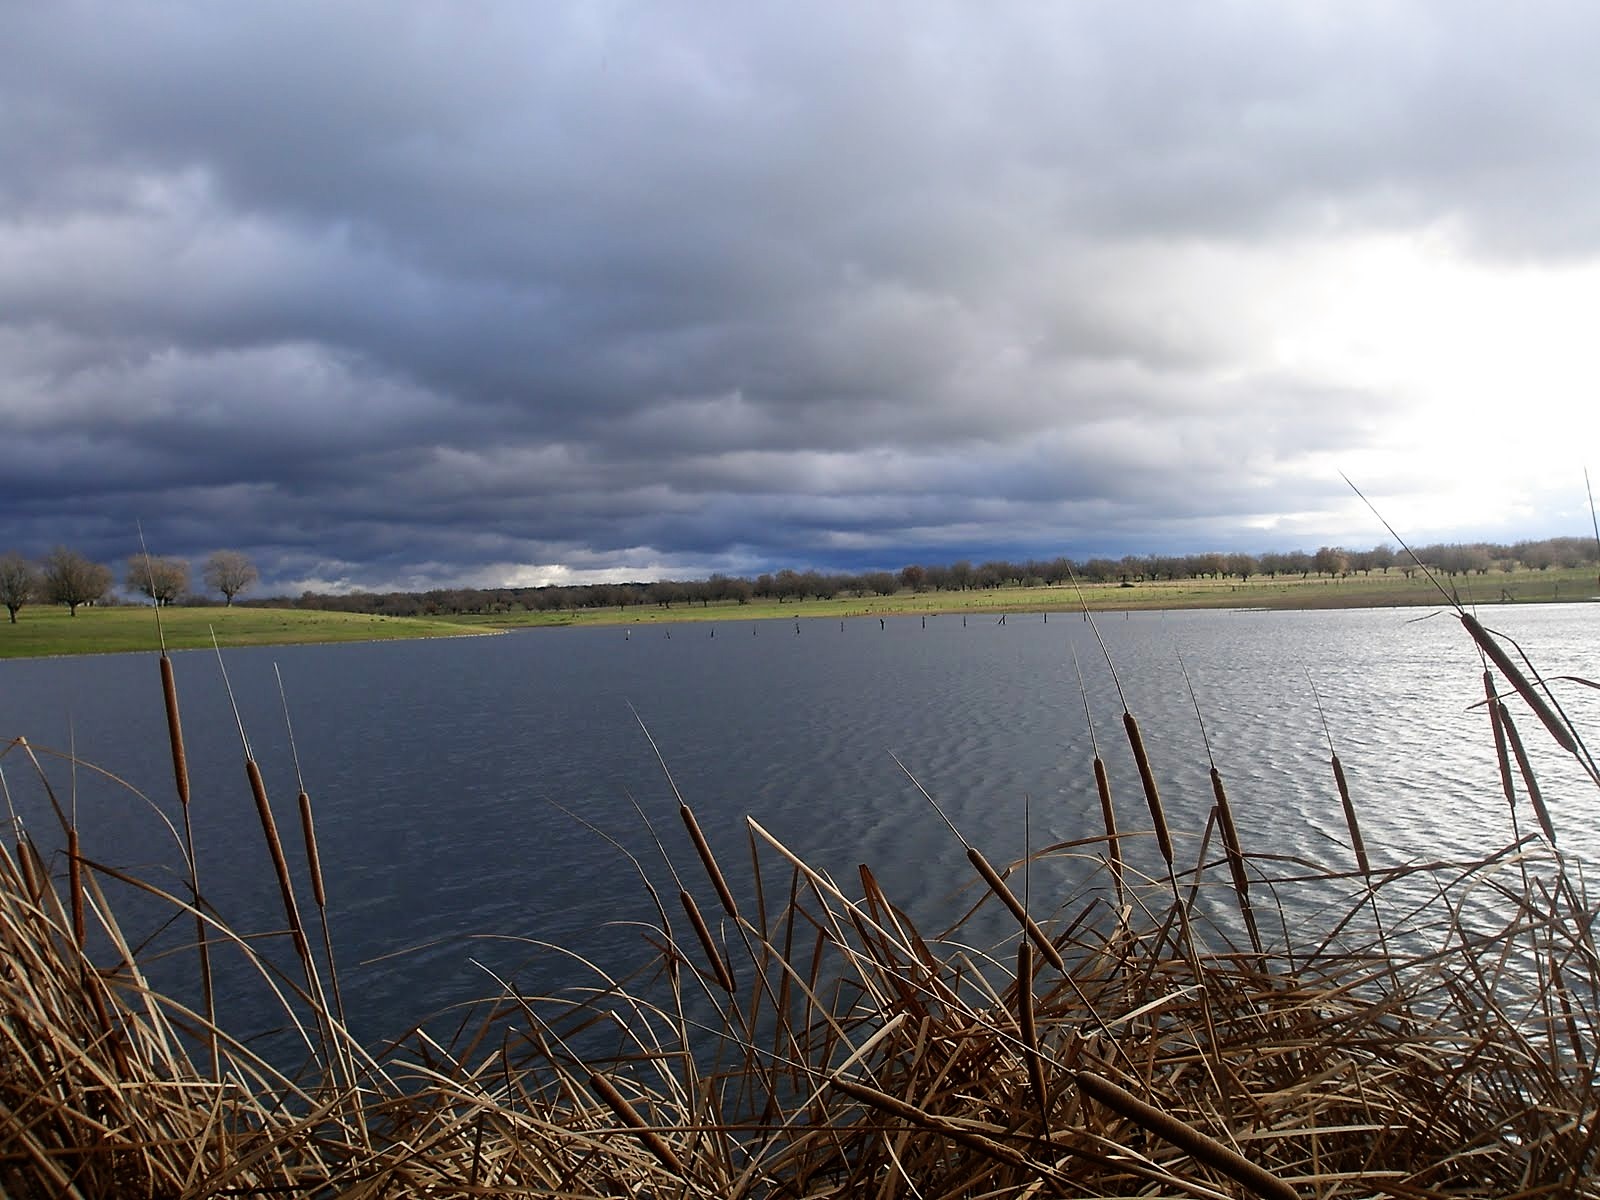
{"left": 0, "top": 552, "right": 39, "bottom": 623}
{"left": 43, "top": 547, "right": 113, "bottom": 616}
{"left": 126, "top": 555, "right": 191, "bottom": 606}
{"left": 203, "top": 550, "right": 259, "bottom": 606}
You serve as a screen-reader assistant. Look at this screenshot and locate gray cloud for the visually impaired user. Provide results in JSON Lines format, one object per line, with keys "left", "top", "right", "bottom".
{"left": 3, "top": 2, "right": 1599, "bottom": 592}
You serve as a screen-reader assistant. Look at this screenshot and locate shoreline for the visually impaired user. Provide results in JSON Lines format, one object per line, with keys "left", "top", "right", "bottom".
{"left": 4, "top": 567, "right": 1597, "bottom": 658}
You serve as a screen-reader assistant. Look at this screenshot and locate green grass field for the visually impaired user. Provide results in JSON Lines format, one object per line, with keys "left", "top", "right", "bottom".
{"left": 4, "top": 565, "right": 1595, "bottom": 657}
{"left": 437, "top": 564, "right": 1600, "bottom": 630}
{"left": 0, "top": 604, "right": 491, "bottom": 659}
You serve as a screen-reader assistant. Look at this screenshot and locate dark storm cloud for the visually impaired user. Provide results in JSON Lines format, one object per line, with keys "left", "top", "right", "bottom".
{"left": 3, "top": 2, "right": 1598, "bottom": 590}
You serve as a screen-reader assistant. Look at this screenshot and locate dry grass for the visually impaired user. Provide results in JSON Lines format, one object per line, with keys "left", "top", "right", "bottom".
{"left": 1, "top": 614, "right": 1598, "bottom": 1198}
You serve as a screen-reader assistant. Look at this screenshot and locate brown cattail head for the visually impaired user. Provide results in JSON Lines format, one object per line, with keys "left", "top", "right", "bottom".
{"left": 1017, "top": 940, "right": 1049, "bottom": 1131}
{"left": 589, "top": 1071, "right": 688, "bottom": 1176}
{"left": 1498, "top": 702, "right": 1558, "bottom": 846}
{"left": 1210, "top": 768, "right": 1263, "bottom": 956}
{"left": 67, "top": 826, "right": 85, "bottom": 951}
{"left": 678, "top": 888, "right": 734, "bottom": 992}
{"left": 1331, "top": 754, "right": 1369, "bottom": 876}
{"left": 16, "top": 835, "right": 44, "bottom": 904}
{"left": 1093, "top": 756, "right": 1125, "bottom": 903}
{"left": 1076, "top": 1070, "right": 1299, "bottom": 1200}
{"left": 297, "top": 791, "right": 326, "bottom": 910}
{"left": 1122, "top": 711, "right": 1174, "bottom": 866}
{"left": 246, "top": 758, "right": 309, "bottom": 960}
{"left": 159, "top": 654, "right": 190, "bottom": 808}
{"left": 966, "top": 845, "right": 1065, "bottom": 972}
{"left": 680, "top": 803, "right": 739, "bottom": 919}
{"left": 1461, "top": 613, "right": 1577, "bottom": 754}
{"left": 1484, "top": 669, "right": 1518, "bottom": 810}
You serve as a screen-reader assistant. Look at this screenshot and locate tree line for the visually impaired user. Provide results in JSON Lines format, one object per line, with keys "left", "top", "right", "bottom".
{"left": 4, "top": 535, "right": 1593, "bottom": 625}
{"left": 285, "top": 536, "right": 1599, "bottom": 619}
{"left": 0, "top": 548, "right": 258, "bottom": 623}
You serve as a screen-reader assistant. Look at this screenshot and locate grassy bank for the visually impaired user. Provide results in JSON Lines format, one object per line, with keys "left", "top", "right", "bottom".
{"left": 2, "top": 608, "right": 1598, "bottom": 1196}
{"left": 442, "top": 563, "right": 1600, "bottom": 630}
{"left": 3, "top": 564, "right": 1595, "bottom": 657}
{"left": 0, "top": 604, "right": 491, "bottom": 659}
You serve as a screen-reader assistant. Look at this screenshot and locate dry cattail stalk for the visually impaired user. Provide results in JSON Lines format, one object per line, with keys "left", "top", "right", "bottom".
{"left": 588, "top": 1070, "right": 688, "bottom": 1176}
{"left": 966, "top": 845, "right": 1065, "bottom": 973}
{"left": 159, "top": 655, "right": 189, "bottom": 808}
{"left": 297, "top": 791, "right": 326, "bottom": 911}
{"left": 162, "top": 652, "right": 216, "bottom": 1074}
{"left": 680, "top": 802, "right": 739, "bottom": 919}
{"left": 1075, "top": 1070, "right": 1299, "bottom": 1200}
{"left": 66, "top": 825, "right": 84, "bottom": 951}
{"left": 1016, "top": 940, "right": 1049, "bottom": 1132}
{"left": 1498, "top": 702, "right": 1559, "bottom": 846}
{"left": 1330, "top": 752, "right": 1368, "bottom": 876}
{"left": 1093, "top": 756, "right": 1125, "bottom": 907}
{"left": 1122, "top": 711, "right": 1174, "bottom": 866}
{"left": 678, "top": 888, "right": 735, "bottom": 993}
{"left": 245, "top": 758, "right": 310, "bottom": 962}
{"left": 1461, "top": 613, "right": 1578, "bottom": 755}
{"left": 1210, "top": 767, "right": 1262, "bottom": 957}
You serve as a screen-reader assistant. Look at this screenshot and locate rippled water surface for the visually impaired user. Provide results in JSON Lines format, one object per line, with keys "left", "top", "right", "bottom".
{"left": 3, "top": 603, "right": 1596, "bottom": 1047}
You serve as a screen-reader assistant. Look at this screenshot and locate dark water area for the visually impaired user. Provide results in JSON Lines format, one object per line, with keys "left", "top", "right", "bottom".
{"left": 2, "top": 603, "right": 1597, "bottom": 1057}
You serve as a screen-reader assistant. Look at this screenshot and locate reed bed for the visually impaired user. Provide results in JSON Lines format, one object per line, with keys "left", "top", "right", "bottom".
{"left": 2, "top": 613, "right": 1598, "bottom": 1198}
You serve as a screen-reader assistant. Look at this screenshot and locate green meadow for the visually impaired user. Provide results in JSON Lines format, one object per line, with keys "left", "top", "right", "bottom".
{"left": 438, "top": 564, "right": 1600, "bottom": 629}
{"left": 3, "top": 564, "right": 1595, "bottom": 657}
{"left": 0, "top": 604, "right": 488, "bottom": 659}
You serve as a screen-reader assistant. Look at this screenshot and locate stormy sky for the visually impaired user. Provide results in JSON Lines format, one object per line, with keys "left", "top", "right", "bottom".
{"left": 3, "top": 3, "right": 1599, "bottom": 594}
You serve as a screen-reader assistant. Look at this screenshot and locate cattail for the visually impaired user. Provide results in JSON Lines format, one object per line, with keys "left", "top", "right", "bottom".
{"left": 1076, "top": 1071, "right": 1299, "bottom": 1200}
{"left": 1093, "top": 756, "right": 1125, "bottom": 907}
{"left": 1498, "top": 702, "right": 1558, "bottom": 846}
{"left": 589, "top": 1071, "right": 688, "bottom": 1176}
{"left": 678, "top": 888, "right": 734, "bottom": 992}
{"left": 16, "top": 834, "right": 44, "bottom": 904}
{"left": 1017, "top": 940, "right": 1049, "bottom": 1132}
{"left": 1331, "top": 753, "right": 1369, "bottom": 876}
{"left": 161, "top": 652, "right": 215, "bottom": 1073}
{"left": 1461, "top": 613, "right": 1577, "bottom": 754}
{"left": 297, "top": 791, "right": 326, "bottom": 910}
{"left": 246, "top": 758, "right": 309, "bottom": 961}
{"left": 830, "top": 1075, "right": 1043, "bottom": 1175}
{"left": 159, "top": 656, "right": 189, "bottom": 807}
{"left": 1484, "top": 670, "right": 1517, "bottom": 812}
{"left": 680, "top": 803, "right": 739, "bottom": 919}
{"left": 966, "top": 845, "right": 1064, "bottom": 972}
{"left": 1123, "top": 711, "right": 1174, "bottom": 865}
{"left": 66, "top": 826, "right": 84, "bottom": 951}
{"left": 1211, "top": 767, "right": 1262, "bottom": 956}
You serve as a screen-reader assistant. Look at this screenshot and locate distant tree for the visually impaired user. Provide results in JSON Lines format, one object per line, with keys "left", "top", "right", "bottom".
{"left": 1312, "top": 546, "right": 1349, "bottom": 577}
{"left": 1226, "top": 553, "right": 1258, "bottom": 582}
{"left": 0, "top": 552, "right": 39, "bottom": 623}
{"left": 126, "top": 555, "right": 190, "bottom": 606}
{"left": 203, "top": 550, "right": 259, "bottom": 605}
{"left": 862, "top": 571, "right": 898, "bottom": 596}
{"left": 43, "top": 547, "right": 112, "bottom": 615}
{"left": 898, "top": 564, "right": 927, "bottom": 592}
{"left": 1369, "top": 543, "right": 1396, "bottom": 574}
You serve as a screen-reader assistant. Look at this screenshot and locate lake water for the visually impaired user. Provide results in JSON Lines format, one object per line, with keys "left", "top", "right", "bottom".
{"left": 2, "top": 603, "right": 1597, "bottom": 1054}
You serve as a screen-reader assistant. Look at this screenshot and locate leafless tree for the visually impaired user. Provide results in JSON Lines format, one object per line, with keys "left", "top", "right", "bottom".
{"left": 126, "top": 555, "right": 190, "bottom": 606}
{"left": 0, "top": 552, "right": 39, "bottom": 623}
{"left": 43, "top": 547, "right": 113, "bottom": 616}
{"left": 203, "top": 550, "right": 259, "bottom": 605}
